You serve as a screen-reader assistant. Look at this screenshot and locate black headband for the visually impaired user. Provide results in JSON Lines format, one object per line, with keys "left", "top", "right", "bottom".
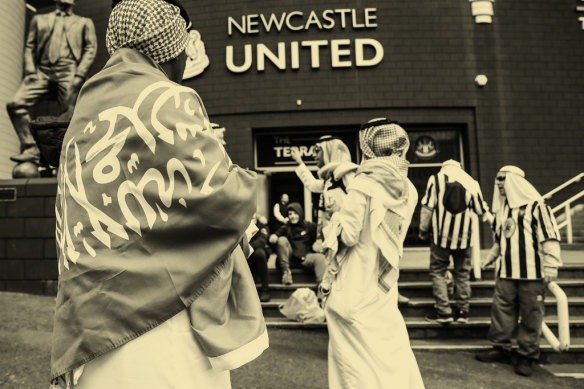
{"left": 111, "top": 0, "right": 192, "bottom": 30}
{"left": 316, "top": 135, "right": 340, "bottom": 144}
{"left": 360, "top": 118, "right": 398, "bottom": 131}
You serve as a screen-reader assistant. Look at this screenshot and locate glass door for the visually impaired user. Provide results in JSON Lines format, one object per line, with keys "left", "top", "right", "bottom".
{"left": 404, "top": 125, "right": 465, "bottom": 246}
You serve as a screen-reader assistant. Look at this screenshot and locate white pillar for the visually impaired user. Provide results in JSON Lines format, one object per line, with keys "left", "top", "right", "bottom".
{"left": 303, "top": 187, "right": 313, "bottom": 222}
{"left": 0, "top": 0, "right": 25, "bottom": 178}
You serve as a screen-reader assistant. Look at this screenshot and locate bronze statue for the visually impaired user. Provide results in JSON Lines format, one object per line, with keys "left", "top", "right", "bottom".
{"left": 6, "top": 0, "right": 97, "bottom": 164}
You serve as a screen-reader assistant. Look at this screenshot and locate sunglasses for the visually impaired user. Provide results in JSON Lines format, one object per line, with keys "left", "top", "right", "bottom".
{"left": 495, "top": 175, "right": 506, "bottom": 182}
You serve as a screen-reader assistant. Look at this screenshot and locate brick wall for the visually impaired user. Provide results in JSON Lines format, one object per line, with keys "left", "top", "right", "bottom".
{"left": 21, "top": 1, "right": 580, "bottom": 247}
{"left": 0, "top": 178, "right": 58, "bottom": 295}
{"left": 50, "top": 0, "right": 583, "bottom": 198}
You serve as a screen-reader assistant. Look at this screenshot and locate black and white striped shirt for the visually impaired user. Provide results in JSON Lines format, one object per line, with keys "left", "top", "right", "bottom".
{"left": 494, "top": 201, "right": 561, "bottom": 279}
{"left": 421, "top": 173, "right": 488, "bottom": 250}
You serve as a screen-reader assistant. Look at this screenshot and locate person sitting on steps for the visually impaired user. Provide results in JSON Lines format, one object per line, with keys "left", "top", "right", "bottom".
{"left": 269, "top": 202, "right": 326, "bottom": 287}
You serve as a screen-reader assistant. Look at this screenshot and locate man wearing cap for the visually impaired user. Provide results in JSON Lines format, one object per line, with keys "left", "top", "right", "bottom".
{"left": 475, "top": 166, "right": 561, "bottom": 377}
{"left": 419, "top": 160, "right": 491, "bottom": 324}
{"left": 49, "top": 1, "right": 267, "bottom": 387}
{"left": 268, "top": 202, "right": 327, "bottom": 287}
{"left": 6, "top": 0, "right": 97, "bottom": 163}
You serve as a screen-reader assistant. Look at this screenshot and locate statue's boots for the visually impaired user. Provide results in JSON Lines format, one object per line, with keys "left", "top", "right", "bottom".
{"left": 11, "top": 145, "right": 40, "bottom": 163}
{"left": 6, "top": 107, "right": 40, "bottom": 163}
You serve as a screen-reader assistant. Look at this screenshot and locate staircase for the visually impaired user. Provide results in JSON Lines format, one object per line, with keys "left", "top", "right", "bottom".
{"left": 570, "top": 205, "right": 584, "bottom": 244}
{"left": 258, "top": 250, "right": 584, "bottom": 363}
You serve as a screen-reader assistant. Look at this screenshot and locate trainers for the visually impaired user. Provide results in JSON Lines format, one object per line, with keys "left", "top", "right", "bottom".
{"left": 454, "top": 309, "right": 469, "bottom": 324}
{"left": 425, "top": 310, "right": 453, "bottom": 324}
{"left": 281, "top": 269, "right": 293, "bottom": 285}
{"left": 259, "top": 287, "right": 271, "bottom": 303}
{"left": 514, "top": 355, "right": 534, "bottom": 377}
{"left": 475, "top": 348, "right": 512, "bottom": 364}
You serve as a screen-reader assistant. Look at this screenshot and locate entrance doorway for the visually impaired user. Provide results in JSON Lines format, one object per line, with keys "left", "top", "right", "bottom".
{"left": 255, "top": 126, "right": 360, "bottom": 232}
{"left": 268, "top": 172, "right": 307, "bottom": 232}
{"left": 255, "top": 123, "right": 467, "bottom": 246}
{"left": 404, "top": 125, "right": 466, "bottom": 246}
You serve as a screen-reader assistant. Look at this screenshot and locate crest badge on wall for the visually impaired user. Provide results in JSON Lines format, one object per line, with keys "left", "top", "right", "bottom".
{"left": 414, "top": 135, "right": 438, "bottom": 159}
{"left": 183, "top": 30, "right": 210, "bottom": 80}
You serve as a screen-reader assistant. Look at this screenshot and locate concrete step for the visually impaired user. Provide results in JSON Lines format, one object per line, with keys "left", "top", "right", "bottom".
{"left": 398, "top": 279, "right": 584, "bottom": 299}
{"left": 409, "top": 338, "right": 584, "bottom": 364}
{"left": 265, "top": 316, "right": 584, "bottom": 339}
{"left": 267, "top": 269, "right": 317, "bottom": 284}
{"left": 260, "top": 283, "right": 317, "bottom": 300}
{"left": 265, "top": 264, "right": 584, "bottom": 284}
{"left": 541, "top": 363, "right": 584, "bottom": 378}
{"left": 260, "top": 279, "right": 584, "bottom": 300}
{"left": 405, "top": 296, "right": 584, "bottom": 317}
{"left": 261, "top": 297, "right": 584, "bottom": 318}
{"left": 562, "top": 243, "right": 584, "bottom": 250}
{"left": 398, "top": 265, "right": 584, "bottom": 282}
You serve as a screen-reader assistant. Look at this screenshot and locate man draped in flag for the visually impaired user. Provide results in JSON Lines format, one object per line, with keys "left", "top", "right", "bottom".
{"left": 475, "top": 166, "right": 561, "bottom": 377}
{"left": 50, "top": 1, "right": 267, "bottom": 387}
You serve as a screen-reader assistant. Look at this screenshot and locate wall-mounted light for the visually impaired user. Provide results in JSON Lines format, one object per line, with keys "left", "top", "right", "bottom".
{"left": 475, "top": 74, "right": 488, "bottom": 87}
{"left": 296, "top": 99, "right": 302, "bottom": 106}
{"left": 577, "top": 1, "right": 584, "bottom": 30}
{"left": 469, "top": 0, "right": 495, "bottom": 24}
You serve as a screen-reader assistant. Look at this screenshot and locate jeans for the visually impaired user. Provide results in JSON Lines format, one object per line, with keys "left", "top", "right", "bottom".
{"left": 429, "top": 244, "right": 472, "bottom": 315}
{"left": 276, "top": 236, "right": 326, "bottom": 283}
{"left": 248, "top": 247, "right": 269, "bottom": 289}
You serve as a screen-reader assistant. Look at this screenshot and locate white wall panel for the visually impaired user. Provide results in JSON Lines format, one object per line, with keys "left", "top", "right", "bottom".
{"left": 0, "top": 0, "right": 25, "bottom": 178}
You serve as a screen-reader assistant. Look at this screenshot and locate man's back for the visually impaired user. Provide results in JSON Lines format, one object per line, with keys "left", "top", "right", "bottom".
{"left": 421, "top": 171, "right": 487, "bottom": 250}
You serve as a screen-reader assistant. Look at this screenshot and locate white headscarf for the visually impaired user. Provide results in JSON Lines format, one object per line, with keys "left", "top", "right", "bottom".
{"left": 492, "top": 165, "right": 543, "bottom": 215}
{"left": 316, "top": 137, "right": 355, "bottom": 180}
{"left": 440, "top": 160, "right": 481, "bottom": 197}
{"left": 315, "top": 137, "right": 351, "bottom": 165}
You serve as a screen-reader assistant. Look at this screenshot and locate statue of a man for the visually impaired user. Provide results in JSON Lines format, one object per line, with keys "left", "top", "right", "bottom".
{"left": 6, "top": 0, "right": 97, "bottom": 163}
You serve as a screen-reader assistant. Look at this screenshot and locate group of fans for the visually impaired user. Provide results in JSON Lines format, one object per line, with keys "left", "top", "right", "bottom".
{"left": 249, "top": 124, "right": 562, "bottom": 382}
{"left": 48, "top": 1, "right": 562, "bottom": 387}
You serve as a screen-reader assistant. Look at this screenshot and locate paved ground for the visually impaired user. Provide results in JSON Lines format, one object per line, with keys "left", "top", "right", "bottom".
{"left": 1, "top": 292, "right": 582, "bottom": 388}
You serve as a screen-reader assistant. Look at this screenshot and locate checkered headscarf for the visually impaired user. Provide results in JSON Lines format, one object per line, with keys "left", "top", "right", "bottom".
{"left": 106, "top": 0, "right": 189, "bottom": 64}
{"left": 359, "top": 118, "right": 410, "bottom": 160}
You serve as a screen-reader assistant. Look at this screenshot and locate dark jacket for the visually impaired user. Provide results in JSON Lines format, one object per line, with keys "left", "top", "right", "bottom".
{"left": 274, "top": 202, "right": 317, "bottom": 259}
{"left": 250, "top": 219, "right": 269, "bottom": 252}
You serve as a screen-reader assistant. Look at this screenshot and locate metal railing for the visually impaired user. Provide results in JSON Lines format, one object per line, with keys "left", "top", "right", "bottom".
{"left": 543, "top": 173, "right": 584, "bottom": 244}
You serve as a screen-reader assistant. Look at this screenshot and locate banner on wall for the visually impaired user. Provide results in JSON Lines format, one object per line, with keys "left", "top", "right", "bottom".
{"left": 254, "top": 129, "right": 359, "bottom": 170}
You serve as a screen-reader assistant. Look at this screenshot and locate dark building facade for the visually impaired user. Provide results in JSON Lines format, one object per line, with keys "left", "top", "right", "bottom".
{"left": 18, "top": 0, "right": 584, "bottom": 244}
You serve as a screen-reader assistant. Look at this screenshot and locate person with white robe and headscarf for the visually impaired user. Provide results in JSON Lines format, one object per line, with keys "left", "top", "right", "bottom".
{"left": 321, "top": 118, "right": 424, "bottom": 389}
{"left": 475, "top": 166, "right": 561, "bottom": 377}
